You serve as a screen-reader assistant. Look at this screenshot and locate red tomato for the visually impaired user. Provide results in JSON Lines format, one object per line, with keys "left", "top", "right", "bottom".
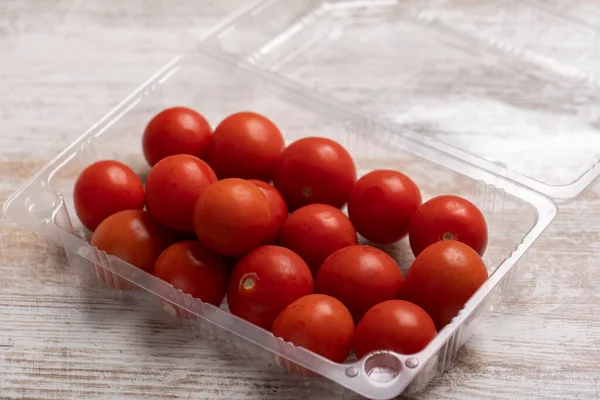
{"left": 227, "top": 246, "right": 314, "bottom": 330}
{"left": 315, "top": 245, "right": 404, "bottom": 322}
{"left": 273, "top": 137, "right": 356, "bottom": 210}
{"left": 409, "top": 195, "right": 488, "bottom": 257}
{"left": 248, "top": 180, "right": 288, "bottom": 244}
{"left": 91, "top": 210, "right": 175, "bottom": 274}
{"left": 207, "top": 112, "right": 285, "bottom": 181}
{"left": 272, "top": 294, "right": 354, "bottom": 363}
{"left": 154, "top": 241, "right": 228, "bottom": 306}
{"left": 73, "top": 160, "right": 144, "bottom": 231}
{"left": 278, "top": 204, "right": 357, "bottom": 274}
{"left": 193, "top": 178, "right": 271, "bottom": 256}
{"left": 401, "top": 241, "right": 488, "bottom": 330}
{"left": 145, "top": 154, "right": 217, "bottom": 232}
{"left": 353, "top": 300, "right": 437, "bottom": 359}
{"left": 142, "top": 107, "right": 212, "bottom": 167}
{"left": 348, "top": 169, "right": 421, "bottom": 244}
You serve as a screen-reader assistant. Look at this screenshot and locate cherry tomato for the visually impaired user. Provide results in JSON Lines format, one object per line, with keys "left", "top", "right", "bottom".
{"left": 278, "top": 204, "right": 357, "bottom": 274}
{"left": 348, "top": 169, "right": 421, "bottom": 244}
{"left": 248, "top": 180, "right": 288, "bottom": 244}
{"left": 154, "top": 241, "right": 228, "bottom": 306}
{"left": 142, "top": 107, "right": 212, "bottom": 167}
{"left": 353, "top": 300, "right": 437, "bottom": 359}
{"left": 273, "top": 137, "right": 356, "bottom": 210}
{"left": 193, "top": 178, "right": 271, "bottom": 256}
{"left": 227, "top": 246, "right": 314, "bottom": 330}
{"left": 145, "top": 154, "right": 217, "bottom": 232}
{"left": 207, "top": 112, "right": 285, "bottom": 181}
{"left": 401, "top": 241, "right": 488, "bottom": 330}
{"left": 91, "top": 210, "right": 175, "bottom": 274}
{"left": 409, "top": 195, "right": 488, "bottom": 257}
{"left": 315, "top": 245, "right": 404, "bottom": 322}
{"left": 73, "top": 160, "right": 144, "bottom": 231}
{"left": 272, "top": 294, "right": 354, "bottom": 363}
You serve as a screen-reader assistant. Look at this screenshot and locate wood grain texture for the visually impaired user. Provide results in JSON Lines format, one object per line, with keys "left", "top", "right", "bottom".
{"left": 1, "top": 1, "right": 599, "bottom": 399}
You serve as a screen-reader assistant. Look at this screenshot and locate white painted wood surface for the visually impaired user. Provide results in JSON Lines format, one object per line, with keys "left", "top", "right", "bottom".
{"left": 1, "top": 1, "right": 599, "bottom": 399}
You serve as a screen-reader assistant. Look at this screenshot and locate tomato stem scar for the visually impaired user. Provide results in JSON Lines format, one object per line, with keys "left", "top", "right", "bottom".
{"left": 442, "top": 232, "right": 455, "bottom": 241}
{"left": 302, "top": 187, "right": 312, "bottom": 197}
{"left": 239, "top": 273, "right": 259, "bottom": 292}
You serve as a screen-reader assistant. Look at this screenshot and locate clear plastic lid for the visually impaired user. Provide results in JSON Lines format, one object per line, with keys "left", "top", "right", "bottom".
{"left": 204, "top": 0, "right": 600, "bottom": 199}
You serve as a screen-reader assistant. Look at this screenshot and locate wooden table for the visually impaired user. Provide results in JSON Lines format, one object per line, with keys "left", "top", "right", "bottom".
{"left": 1, "top": 1, "right": 599, "bottom": 399}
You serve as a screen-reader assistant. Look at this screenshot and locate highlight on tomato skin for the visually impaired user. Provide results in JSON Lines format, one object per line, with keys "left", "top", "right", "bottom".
{"left": 408, "top": 194, "right": 488, "bottom": 257}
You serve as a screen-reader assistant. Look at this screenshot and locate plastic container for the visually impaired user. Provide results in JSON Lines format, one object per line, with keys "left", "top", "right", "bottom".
{"left": 4, "top": 45, "right": 556, "bottom": 398}
{"left": 407, "top": 0, "right": 600, "bottom": 83}
{"left": 204, "top": 0, "right": 600, "bottom": 200}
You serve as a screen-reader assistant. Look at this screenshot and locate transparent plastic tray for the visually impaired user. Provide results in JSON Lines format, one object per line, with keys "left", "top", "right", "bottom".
{"left": 4, "top": 47, "right": 556, "bottom": 399}
{"left": 408, "top": 0, "right": 600, "bottom": 82}
{"left": 205, "top": 0, "right": 600, "bottom": 200}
